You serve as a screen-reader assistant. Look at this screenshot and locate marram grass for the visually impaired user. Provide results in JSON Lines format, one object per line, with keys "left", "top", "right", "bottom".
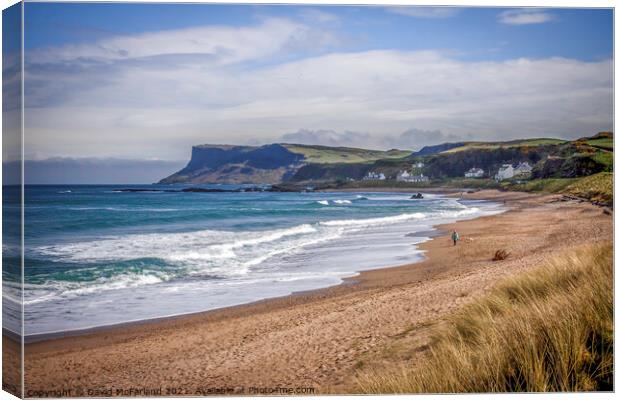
{"left": 357, "top": 243, "right": 613, "bottom": 393}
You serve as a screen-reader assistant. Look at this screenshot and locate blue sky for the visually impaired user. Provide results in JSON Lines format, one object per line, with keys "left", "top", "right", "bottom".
{"left": 8, "top": 3, "right": 614, "bottom": 170}
{"left": 25, "top": 4, "right": 612, "bottom": 61}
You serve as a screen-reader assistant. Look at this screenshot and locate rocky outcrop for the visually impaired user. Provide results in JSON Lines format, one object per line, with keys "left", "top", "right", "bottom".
{"left": 159, "top": 144, "right": 305, "bottom": 184}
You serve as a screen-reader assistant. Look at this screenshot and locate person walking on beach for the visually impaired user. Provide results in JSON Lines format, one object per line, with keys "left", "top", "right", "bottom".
{"left": 451, "top": 230, "right": 460, "bottom": 246}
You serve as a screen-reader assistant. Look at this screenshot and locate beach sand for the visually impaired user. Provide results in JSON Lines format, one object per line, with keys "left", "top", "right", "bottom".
{"left": 21, "top": 190, "right": 612, "bottom": 395}
{"left": 2, "top": 334, "right": 21, "bottom": 397}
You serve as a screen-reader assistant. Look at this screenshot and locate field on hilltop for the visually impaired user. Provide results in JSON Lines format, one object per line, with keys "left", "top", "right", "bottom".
{"left": 283, "top": 144, "right": 411, "bottom": 164}
{"left": 439, "top": 138, "right": 568, "bottom": 154}
{"left": 584, "top": 132, "right": 614, "bottom": 151}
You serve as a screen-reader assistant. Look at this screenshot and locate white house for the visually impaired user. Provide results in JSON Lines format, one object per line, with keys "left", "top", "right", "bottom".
{"left": 495, "top": 164, "right": 515, "bottom": 181}
{"left": 396, "top": 170, "right": 429, "bottom": 183}
{"left": 363, "top": 171, "right": 386, "bottom": 181}
{"left": 413, "top": 161, "right": 424, "bottom": 168}
{"left": 464, "top": 167, "right": 485, "bottom": 178}
{"left": 514, "top": 161, "right": 533, "bottom": 176}
{"left": 410, "top": 174, "right": 430, "bottom": 183}
{"left": 396, "top": 170, "right": 412, "bottom": 181}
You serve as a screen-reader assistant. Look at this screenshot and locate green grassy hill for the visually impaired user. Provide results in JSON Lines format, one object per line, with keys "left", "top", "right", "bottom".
{"left": 414, "top": 133, "right": 612, "bottom": 180}
{"left": 587, "top": 138, "right": 613, "bottom": 151}
{"left": 283, "top": 144, "right": 410, "bottom": 164}
{"left": 565, "top": 172, "right": 613, "bottom": 204}
{"left": 441, "top": 138, "right": 567, "bottom": 154}
{"left": 160, "top": 132, "right": 612, "bottom": 192}
{"left": 582, "top": 131, "right": 613, "bottom": 151}
{"left": 501, "top": 172, "right": 611, "bottom": 203}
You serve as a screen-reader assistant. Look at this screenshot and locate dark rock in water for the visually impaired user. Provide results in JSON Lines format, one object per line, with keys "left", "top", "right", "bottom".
{"left": 115, "top": 184, "right": 305, "bottom": 194}
{"left": 181, "top": 187, "right": 268, "bottom": 193}
{"left": 114, "top": 187, "right": 252, "bottom": 193}
{"left": 268, "top": 184, "right": 302, "bottom": 192}
{"left": 181, "top": 187, "right": 237, "bottom": 193}
{"left": 114, "top": 188, "right": 180, "bottom": 193}
{"left": 410, "top": 192, "right": 424, "bottom": 199}
{"left": 115, "top": 188, "right": 160, "bottom": 192}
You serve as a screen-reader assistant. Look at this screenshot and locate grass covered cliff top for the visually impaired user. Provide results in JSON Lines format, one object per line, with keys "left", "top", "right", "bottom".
{"left": 282, "top": 144, "right": 411, "bottom": 164}
{"left": 440, "top": 138, "right": 568, "bottom": 154}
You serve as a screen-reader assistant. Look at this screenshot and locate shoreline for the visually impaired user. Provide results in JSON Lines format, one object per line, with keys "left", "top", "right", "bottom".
{"left": 320, "top": 187, "right": 464, "bottom": 193}
{"left": 20, "top": 189, "right": 499, "bottom": 343}
{"left": 21, "top": 189, "right": 612, "bottom": 393}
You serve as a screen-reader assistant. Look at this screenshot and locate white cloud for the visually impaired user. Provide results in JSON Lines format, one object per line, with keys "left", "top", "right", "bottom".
{"left": 28, "top": 18, "right": 337, "bottom": 65}
{"left": 280, "top": 129, "right": 377, "bottom": 148}
{"left": 387, "top": 7, "right": 461, "bottom": 19}
{"left": 391, "top": 128, "right": 465, "bottom": 149}
{"left": 499, "top": 9, "right": 555, "bottom": 25}
{"left": 23, "top": 18, "right": 612, "bottom": 160}
{"left": 298, "top": 8, "right": 339, "bottom": 24}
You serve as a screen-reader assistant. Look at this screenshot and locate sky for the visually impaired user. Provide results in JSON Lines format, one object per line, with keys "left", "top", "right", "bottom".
{"left": 2, "top": 3, "right": 614, "bottom": 182}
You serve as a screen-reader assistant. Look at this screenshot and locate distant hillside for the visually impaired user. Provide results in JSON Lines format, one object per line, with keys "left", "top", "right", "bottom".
{"left": 283, "top": 144, "right": 410, "bottom": 164}
{"left": 159, "top": 133, "right": 612, "bottom": 186}
{"left": 444, "top": 138, "right": 567, "bottom": 153}
{"left": 411, "top": 142, "right": 465, "bottom": 156}
{"left": 580, "top": 131, "right": 613, "bottom": 151}
{"left": 415, "top": 138, "right": 567, "bottom": 156}
{"left": 159, "top": 143, "right": 409, "bottom": 184}
{"left": 419, "top": 134, "right": 611, "bottom": 180}
{"left": 160, "top": 144, "right": 302, "bottom": 184}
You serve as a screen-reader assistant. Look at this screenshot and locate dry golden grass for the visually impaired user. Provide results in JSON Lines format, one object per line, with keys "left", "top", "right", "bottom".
{"left": 357, "top": 243, "right": 613, "bottom": 393}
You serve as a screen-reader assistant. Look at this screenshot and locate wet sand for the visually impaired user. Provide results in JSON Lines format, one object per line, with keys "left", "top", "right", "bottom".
{"left": 23, "top": 190, "right": 612, "bottom": 395}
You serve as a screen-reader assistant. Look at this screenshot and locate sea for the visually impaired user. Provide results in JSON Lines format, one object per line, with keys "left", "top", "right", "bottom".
{"left": 2, "top": 185, "right": 504, "bottom": 339}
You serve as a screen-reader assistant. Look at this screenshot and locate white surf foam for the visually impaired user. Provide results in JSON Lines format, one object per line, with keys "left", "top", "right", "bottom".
{"left": 26, "top": 200, "right": 496, "bottom": 311}
{"left": 320, "top": 212, "right": 426, "bottom": 227}
{"left": 316, "top": 199, "right": 352, "bottom": 205}
{"left": 22, "top": 273, "right": 169, "bottom": 305}
{"left": 22, "top": 197, "right": 506, "bottom": 335}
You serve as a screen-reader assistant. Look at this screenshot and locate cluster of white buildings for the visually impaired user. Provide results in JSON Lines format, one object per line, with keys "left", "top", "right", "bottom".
{"left": 464, "top": 162, "right": 533, "bottom": 181}
{"left": 362, "top": 161, "right": 534, "bottom": 183}
{"left": 396, "top": 170, "right": 429, "bottom": 183}
{"left": 464, "top": 167, "right": 485, "bottom": 178}
{"left": 494, "top": 162, "right": 533, "bottom": 181}
{"left": 363, "top": 171, "right": 386, "bottom": 181}
{"left": 363, "top": 162, "right": 428, "bottom": 183}
{"left": 515, "top": 161, "right": 534, "bottom": 175}
{"left": 361, "top": 161, "right": 534, "bottom": 183}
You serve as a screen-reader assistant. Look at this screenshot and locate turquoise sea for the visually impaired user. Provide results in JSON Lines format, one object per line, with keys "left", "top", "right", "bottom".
{"left": 2, "top": 185, "right": 503, "bottom": 338}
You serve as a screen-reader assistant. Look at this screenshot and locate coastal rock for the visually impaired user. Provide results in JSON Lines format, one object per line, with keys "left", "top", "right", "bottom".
{"left": 114, "top": 184, "right": 307, "bottom": 193}
{"left": 159, "top": 144, "right": 305, "bottom": 185}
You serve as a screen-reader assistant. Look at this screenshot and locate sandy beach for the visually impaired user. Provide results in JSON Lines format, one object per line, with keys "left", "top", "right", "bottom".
{"left": 19, "top": 190, "right": 612, "bottom": 396}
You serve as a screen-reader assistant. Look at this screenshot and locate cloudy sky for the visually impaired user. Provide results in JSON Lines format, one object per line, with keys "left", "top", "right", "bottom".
{"left": 5, "top": 3, "right": 614, "bottom": 181}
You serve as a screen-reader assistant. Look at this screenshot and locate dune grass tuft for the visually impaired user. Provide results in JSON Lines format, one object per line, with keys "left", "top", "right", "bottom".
{"left": 357, "top": 243, "right": 613, "bottom": 393}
